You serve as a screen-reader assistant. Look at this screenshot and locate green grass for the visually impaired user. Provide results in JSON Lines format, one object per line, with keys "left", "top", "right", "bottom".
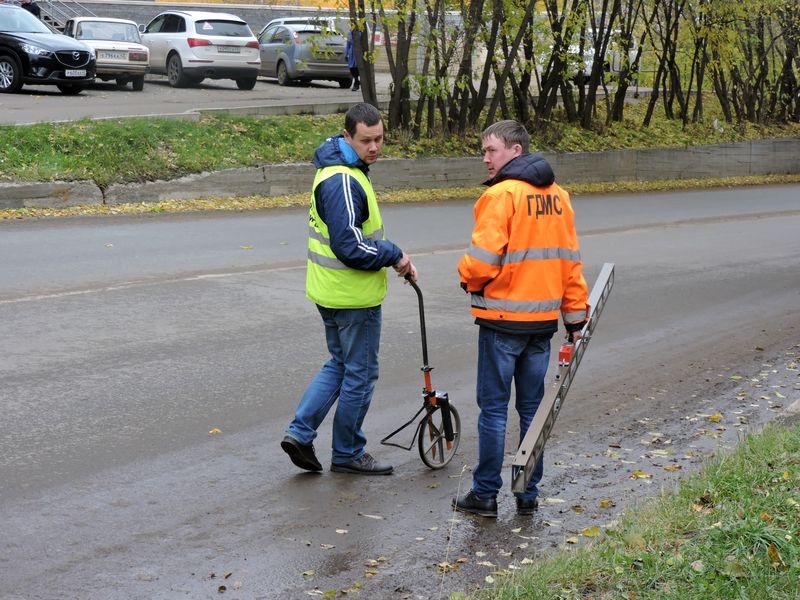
{"left": 1, "top": 97, "right": 798, "bottom": 188}
{"left": 468, "top": 423, "right": 800, "bottom": 600}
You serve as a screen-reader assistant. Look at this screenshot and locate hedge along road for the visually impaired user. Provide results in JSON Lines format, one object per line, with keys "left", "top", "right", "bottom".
{"left": 0, "top": 72, "right": 395, "bottom": 125}
{"left": 1, "top": 185, "right": 799, "bottom": 599}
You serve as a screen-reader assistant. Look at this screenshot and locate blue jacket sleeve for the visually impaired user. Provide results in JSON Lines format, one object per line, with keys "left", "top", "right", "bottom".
{"left": 316, "top": 172, "right": 403, "bottom": 271}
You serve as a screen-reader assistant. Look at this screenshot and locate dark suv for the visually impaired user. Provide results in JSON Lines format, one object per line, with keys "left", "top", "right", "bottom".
{"left": 0, "top": 4, "right": 95, "bottom": 94}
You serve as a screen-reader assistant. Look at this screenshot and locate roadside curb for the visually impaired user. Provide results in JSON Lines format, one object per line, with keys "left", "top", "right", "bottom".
{"left": 2, "top": 137, "right": 799, "bottom": 209}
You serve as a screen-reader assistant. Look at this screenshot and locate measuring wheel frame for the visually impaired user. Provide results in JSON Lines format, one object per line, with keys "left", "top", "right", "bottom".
{"left": 380, "top": 276, "right": 461, "bottom": 469}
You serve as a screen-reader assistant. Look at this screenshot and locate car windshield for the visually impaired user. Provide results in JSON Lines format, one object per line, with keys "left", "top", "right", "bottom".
{"left": 76, "top": 21, "right": 141, "bottom": 43}
{"left": 194, "top": 20, "right": 252, "bottom": 37}
{"left": 0, "top": 7, "right": 52, "bottom": 33}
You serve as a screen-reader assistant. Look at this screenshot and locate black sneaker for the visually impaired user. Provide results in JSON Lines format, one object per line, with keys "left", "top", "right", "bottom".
{"left": 516, "top": 496, "right": 539, "bottom": 515}
{"left": 452, "top": 490, "right": 498, "bottom": 518}
{"left": 281, "top": 435, "right": 322, "bottom": 472}
{"left": 331, "top": 452, "right": 393, "bottom": 475}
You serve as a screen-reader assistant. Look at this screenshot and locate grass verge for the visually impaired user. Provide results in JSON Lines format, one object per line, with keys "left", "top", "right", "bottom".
{"left": 1, "top": 98, "right": 799, "bottom": 187}
{"left": 465, "top": 423, "right": 800, "bottom": 600}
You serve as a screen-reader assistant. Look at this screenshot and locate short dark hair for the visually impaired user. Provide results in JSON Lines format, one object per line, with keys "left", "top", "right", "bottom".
{"left": 345, "top": 103, "right": 383, "bottom": 136}
{"left": 482, "top": 120, "right": 530, "bottom": 153}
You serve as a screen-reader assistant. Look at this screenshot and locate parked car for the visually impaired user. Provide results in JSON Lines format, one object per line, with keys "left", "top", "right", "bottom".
{"left": 258, "top": 22, "right": 350, "bottom": 88}
{"left": 62, "top": 17, "right": 148, "bottom": 91}
{"left": 0, "top": 3, "right": 95, "bottom": 94}
{"left": 139, "top": 10, "right": 260, "bottom": 89}
{"left": 258, "top": 16, "right": 348, "bottom": 37}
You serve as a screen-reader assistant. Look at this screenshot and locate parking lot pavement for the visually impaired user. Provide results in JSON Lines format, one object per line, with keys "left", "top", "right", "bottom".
{"left": 0, "top": 72, "right": 395, "bottom": 124}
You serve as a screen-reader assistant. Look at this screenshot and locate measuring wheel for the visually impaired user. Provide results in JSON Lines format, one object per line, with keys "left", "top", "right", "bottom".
{"left": 418, "top": 403, "right": 460, "bottom": 469}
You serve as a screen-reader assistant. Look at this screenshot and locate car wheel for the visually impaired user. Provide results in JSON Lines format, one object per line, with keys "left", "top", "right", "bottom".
{"left": 276, "top": 61, "right": 291, "bottom": 86}
{"left": 131, "top": 76, "right": 145, "bottom": 91}
{"left": 115, "top": 77, "right": 130, "bottom": 88}
{"left": 167, "top": 53, "right": 191, "bottom": 88}
{"left": 236, "top": 77, "right": 257, "bottom": 90}
{"left": 0, "top": 53, "right": 23, "bottom": 94}
{"left": 338, "top": 78, "right": 352, "bottom": 89}
{"left": 56, "top": 84, "right": 84, "bottom": 95}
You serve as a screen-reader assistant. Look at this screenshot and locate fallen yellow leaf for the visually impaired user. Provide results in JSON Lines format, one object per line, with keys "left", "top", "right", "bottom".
{"left": 631, "top": 470, "right": 652, "bottom": 479}
{"left": 208, "top": 428, "right": 221, "bottom": 435}
{"left": 581, "top": 526, "right": 601, "bottom": 537}
{"left": 768, "top": 543, "right": 787, "bottom": 568}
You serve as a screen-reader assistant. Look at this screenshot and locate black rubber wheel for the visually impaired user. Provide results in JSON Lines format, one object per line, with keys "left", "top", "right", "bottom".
{"left": 418, "top": 403, "right": 460, "bottom": 469}
{"left": 167, "top": 53, "right": 190, "bottom": 88}
{"left": 276, "top": 61, "right": 291, "bottom": 86}
{"left": 337, "top": 77, "right": 352, "bottom": 89}
{"left": 236, "top": 77, "right": 257, "bottom": 90}
{"left": 131, "top": 75, "right": 145, "bottom": 91}
{"left": 56, "top": 83, "right": 84, "bottom": 95}
{"left": 0, "top": 53, "right": 24, "bottom": 93}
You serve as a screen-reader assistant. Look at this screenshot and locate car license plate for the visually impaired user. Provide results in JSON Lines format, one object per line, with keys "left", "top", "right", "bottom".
{"left": 217, "top": 45, "right": 240, "bottom": 54}
{"left": 64, "top": 69, "right": 86, "bottom": 77}
{"left": 99, "top": 51, "right": 127, "bottom": 60}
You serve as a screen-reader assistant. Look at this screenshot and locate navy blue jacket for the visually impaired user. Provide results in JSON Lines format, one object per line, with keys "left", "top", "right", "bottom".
{"left": 484, "top": 152, "right": 555, "bottom": 188}
{"left": 312, "top": 135, "right": 403, "bottom": 271}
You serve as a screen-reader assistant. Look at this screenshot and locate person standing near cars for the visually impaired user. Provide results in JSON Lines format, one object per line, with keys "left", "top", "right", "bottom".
{"left": 20, "top": 0, "right": 41, "bottom": 18}
{"left": 345, "top": 28, "right": 360, "bottom": 91}
{"left": 453, "top": 120, "right": 589, "bottom": 517}
{"left": 281, "top": 102, "right": 417, "bottom": 476}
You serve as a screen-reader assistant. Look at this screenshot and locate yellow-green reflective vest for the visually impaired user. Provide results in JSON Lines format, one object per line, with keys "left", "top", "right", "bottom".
{"left": 306, "top": 165, "right": 387, "bottom": 308}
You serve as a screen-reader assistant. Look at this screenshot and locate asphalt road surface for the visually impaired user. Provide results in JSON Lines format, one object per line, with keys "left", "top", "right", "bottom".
{"left": 0, "top": 74, "right": 394, "bottom": 125}
{"left": 1, "top": 185, "right": 799, "bottom": 599}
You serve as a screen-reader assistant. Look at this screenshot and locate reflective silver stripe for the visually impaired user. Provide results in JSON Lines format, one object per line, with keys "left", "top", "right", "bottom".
{"left": 309, "top": 226, "right": 328, "bottom": 244}
{"left": 471, "top": 296, "right": 562, "bottom": 313}
{"left": 309, "top": 225, "right": 383, "bottom": 246}
{"left": 504, "top": 247, "right": 581, "bottom": 264}
{"left": 466, "top": 243, "right": 502, "bottom": 266}
{"left": 307, "top": 249, "right": 348, "bottom": 270}
{"left": 562, "top": 310, "right": 587, "bottom": 322}
{"left": 467, "top": 244, "right": 581, "bottom": 266}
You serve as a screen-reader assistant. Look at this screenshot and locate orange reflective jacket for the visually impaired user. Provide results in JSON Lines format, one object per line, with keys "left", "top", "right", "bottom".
{"left": 458, "top": 154, "right": 588, "bottom": 330}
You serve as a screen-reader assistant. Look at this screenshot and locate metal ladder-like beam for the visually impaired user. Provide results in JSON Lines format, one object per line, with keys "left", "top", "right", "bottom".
{"left": 510, "top": 262, "right": 615, "bottom": 493}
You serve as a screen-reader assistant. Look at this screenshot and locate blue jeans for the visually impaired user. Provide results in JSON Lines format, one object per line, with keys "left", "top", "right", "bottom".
{"left": 287, "top": 305, "right": 381, "bottom": 464}
{"left": 472, "top": 326, "right": 551, "bottom": 502}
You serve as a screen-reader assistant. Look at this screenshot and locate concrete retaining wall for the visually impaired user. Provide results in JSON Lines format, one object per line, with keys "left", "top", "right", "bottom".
{"left": 2, "top": 138, "right": 798, "bottom": 209}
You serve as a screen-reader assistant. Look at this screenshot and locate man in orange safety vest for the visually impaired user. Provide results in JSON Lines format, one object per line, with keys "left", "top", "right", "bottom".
{"left": 454, "top": 120, "right": 589, "bottom": 518}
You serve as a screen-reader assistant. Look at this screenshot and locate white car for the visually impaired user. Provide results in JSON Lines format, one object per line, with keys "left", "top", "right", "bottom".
{"left": 63, "top": 17, "right": 149, "bottom": 91}
{"left": 139, "top": 10, "right": 260, "bottom": 89}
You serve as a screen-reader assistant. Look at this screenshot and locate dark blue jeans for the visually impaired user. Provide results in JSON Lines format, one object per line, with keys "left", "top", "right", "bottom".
{"left": 472, "top": 326, "right": 550, "bottom": 502}
{"left": 287, "top": 305, "right": 381, "bottom": 464}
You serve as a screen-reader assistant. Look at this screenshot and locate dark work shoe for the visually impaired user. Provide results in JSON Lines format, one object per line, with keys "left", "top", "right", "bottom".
{"left": 516, "top": 497, "right": 539, "bottom": 515}
{"left": 331, "top": 452, "right": 393, "bottom": 475}
{"left": 281, "top": 435, "right": 322, "bottom": 472}
{"left": 452, "top": 490, "right": 498, "bottom": 518}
